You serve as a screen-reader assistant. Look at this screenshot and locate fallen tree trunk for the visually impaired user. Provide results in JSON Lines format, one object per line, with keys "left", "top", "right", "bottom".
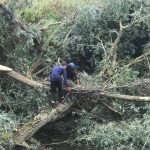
{"left": 1, "top": 64, "right": 150, "bottom": 102}
{"left": 13, "top": 100, "right": 74, "bottom": 149}
{"left": 0, "top": 65, "right": 13, "bottom": 71}
{"left": 7, "top": 70, "right": 47, "bottom": 89}
{"left": 0, "top": 65, "right": 49, "bottom": 89}
{"left": 99, "top": 92, "right": 150, "bottom": 102}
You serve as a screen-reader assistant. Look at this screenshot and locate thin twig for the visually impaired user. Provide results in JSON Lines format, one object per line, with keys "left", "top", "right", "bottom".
{"left": 125, "top": 52, "right": 150, "bottom": 67}
{"left": 101, "top": 101, "right": 122, "bottom": 116}
{"left": 44, "top": 139, "right": 70, "bottom": 146}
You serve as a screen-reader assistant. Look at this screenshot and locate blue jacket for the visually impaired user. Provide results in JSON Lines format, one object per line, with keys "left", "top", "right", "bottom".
{"left": 50, "top": 65, "right": 67, "bottom": 86}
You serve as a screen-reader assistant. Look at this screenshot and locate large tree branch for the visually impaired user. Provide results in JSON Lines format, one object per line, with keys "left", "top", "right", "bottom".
{"left": 1, "top": 64, "right": 150, "bottom": 102}
{"left": 0, "top": 65, "right": 49, "bottom": 89}
{"left": 109, "top": 22, "right": 125, "bottom": 62}
{"left": 98, "top": 92, "right": 150, "bottom": 102}
{"left": 125, "top": 51, "right": 150, "bottom": 67}
{"left": 13, "top": 100, "right": 74, "bottom": 149}
{"left": 7, "top": 70, "right": 47, "bottom": 88}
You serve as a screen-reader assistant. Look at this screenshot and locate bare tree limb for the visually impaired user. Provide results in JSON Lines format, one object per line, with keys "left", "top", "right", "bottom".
{"left": 0, "top": 65, "right": 49, "bottom": 89}
{"left": 0, "top": 65, "right": 12, "bottom": 71}
{"left": 99, "top": 92, "right": 150, "bottom": 102}
{"left": 1, "top": 64, "right": 150, "bottom": 102}
{"left": 125, "top": 51, "right": 150, "bottom": 67}
{"left": 101, "top": 101, "right": 122, "bottom": 116}
{"left": 110, "top": 22, "right": 124, "bottom": 61}
{"left": 13, "top": 100, "right": 74, "bottom": 149}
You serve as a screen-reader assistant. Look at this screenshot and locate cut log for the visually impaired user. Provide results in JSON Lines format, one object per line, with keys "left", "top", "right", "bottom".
{"left": 0, "top": 65, "right": 12, "bottom": 71}
{"left": 99, "top": 92, "right": 150, "bottom": 102}
{"left": 13, "top": 100, "right": 74, "bottom": 149}
{"left": 7, "top": 70, "right": 48, "bottom": 89}
{"left": 0, "top": 64, "right": 49, "bottom": 89}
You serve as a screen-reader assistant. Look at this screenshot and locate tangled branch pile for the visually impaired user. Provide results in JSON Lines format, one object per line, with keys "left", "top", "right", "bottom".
{"left": 0, "top": 0, "right": 150, "bottom": 150}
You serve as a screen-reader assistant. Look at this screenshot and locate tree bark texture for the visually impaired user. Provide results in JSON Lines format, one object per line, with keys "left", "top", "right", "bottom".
{"left": 13, "top": 100, "right": 74, "bottom": 148}
{"left": 98, "top": 92, "right": 150, "bottom": 102}
{"left": 0, "top": 65, "right": 49, "bottom": 89}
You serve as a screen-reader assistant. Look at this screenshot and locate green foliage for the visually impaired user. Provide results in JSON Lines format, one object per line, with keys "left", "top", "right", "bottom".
{"left": 0, "top": 81, "right": 49, "bottom": 118}
{"left": 0, "top": 112, "right": 18, "bottom": 149}
{"left": 14, "top": 0, "right": 63, "bottom": 24}
{"left": 74, "top": 114, "right": 150, "bottom": 150}
{"left": 3, "top": 0, "right": 149, "bottom": 75}
{"left": 45, "top": 0, "right": 150, "bottom": 73}
{"left": 0, "top": 6, "right": 41, "bottom": 66}
{"left": 112, "top": 67, "right": 139, "bottom": 86}
{"left": 18, "top": 8, "right": 40, "bottom": 23}
{"left": 0, "top": 1, "right": 150, "bottom": 149}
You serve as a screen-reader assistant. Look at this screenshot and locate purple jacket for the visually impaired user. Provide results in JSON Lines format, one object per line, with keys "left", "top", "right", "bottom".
{"left": 50, "top": 65, "right": 67, "bottom": 86}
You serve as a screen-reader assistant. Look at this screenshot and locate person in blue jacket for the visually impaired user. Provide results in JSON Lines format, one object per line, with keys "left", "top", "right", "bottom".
{"left": 50, "top": 62, "right": 67, "bottom": 103}
{"left": 66, "top": 63, "right": 80, "bottom": 90}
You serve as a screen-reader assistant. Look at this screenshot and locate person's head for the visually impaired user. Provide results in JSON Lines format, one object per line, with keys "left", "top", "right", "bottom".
{"left": 61, "top": 61, "right": 67, "bottom": 69}
{"left": 68, "top": 63, "right": 76, "bottom": 69}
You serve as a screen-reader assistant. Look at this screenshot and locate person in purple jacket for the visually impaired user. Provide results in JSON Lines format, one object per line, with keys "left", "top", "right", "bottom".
{"left": 50, "top": 62, "right": 67, "bottom": 103}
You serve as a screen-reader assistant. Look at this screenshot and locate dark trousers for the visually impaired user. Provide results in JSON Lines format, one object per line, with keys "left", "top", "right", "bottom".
{"left": 50, "top": 80, "right": 64, "bottom": 103}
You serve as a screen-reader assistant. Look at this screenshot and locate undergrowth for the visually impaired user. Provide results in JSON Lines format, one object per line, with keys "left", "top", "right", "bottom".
{"left": 74, "top": 114, "right": 150, "bottom": 150}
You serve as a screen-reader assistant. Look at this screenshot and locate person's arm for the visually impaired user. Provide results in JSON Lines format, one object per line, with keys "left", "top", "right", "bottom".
{"left": 63, "top": 70, "right": 72, "bottom": 91}
{"left": 63, "top": 70, "right": 68, "bottom": 87}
